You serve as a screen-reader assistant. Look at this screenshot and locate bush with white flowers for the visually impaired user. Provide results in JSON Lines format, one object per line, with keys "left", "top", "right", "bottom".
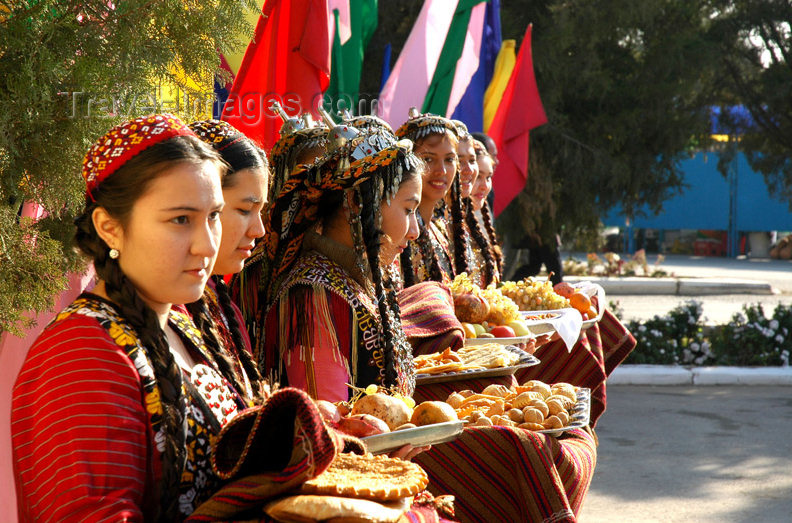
{"left": 619, "top": 300, "right": 792, "bottom": 366}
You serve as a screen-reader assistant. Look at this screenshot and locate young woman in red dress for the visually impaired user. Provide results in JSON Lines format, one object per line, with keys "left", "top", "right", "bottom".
{"left": 11, "top": 115, "right": 252, "bottom": 521}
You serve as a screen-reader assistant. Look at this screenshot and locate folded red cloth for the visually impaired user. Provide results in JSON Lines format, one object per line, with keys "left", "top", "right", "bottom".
{"left": 397, "top": 281, "right": 464, "bottom": 356}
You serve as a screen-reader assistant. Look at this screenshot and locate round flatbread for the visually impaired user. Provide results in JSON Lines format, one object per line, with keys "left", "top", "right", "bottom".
{"left": 264, "top": 494, "right": 410, "bottom": 523}
{"left": 300, "top": 453, "right": 429, "bottom": 501}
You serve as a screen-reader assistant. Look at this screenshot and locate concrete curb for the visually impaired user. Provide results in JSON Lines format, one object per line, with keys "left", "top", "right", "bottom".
{"left": 609, "top": 364, "right": 792, "bottom": 386}
{"left": 564, "top": 276, "right": 774, "bottom": 296}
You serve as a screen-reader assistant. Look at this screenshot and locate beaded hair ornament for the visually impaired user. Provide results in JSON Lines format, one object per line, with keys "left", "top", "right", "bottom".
{"left": 394, "top": 108, "right": 460, "bottom": 142}
{"left": 82, "top": 113, "right": 194, "bottom": 198}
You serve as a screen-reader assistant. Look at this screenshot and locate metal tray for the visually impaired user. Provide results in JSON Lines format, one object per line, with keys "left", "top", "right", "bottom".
{"left": 536, "top": 387, "right": 591, "bottom": 436}
{"left": 361, "top": 420, "right": 465, "bottom": 454}
{"left": 415, "top": 346, "right": 540, "bottom": 385}
{"left": 464, "top": 333, "right": 534, "bottom": 346}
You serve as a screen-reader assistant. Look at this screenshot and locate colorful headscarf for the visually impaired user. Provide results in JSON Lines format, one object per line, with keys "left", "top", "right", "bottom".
{"left": 394, "top": 112, "right": 459, "bottom": 143}
{"left": 269, "top": 127, "right": 329, "bottom": 202}
{"left": 82, "top": 114, "right": 194, "bottom": 198}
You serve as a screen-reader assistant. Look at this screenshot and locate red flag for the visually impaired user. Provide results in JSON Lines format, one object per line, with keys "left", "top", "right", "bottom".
{"left": 488, "top": 24, "right": 547, "bottom": 216}
{"left": 221, "top": 0, "right": 331, "bottom": 150}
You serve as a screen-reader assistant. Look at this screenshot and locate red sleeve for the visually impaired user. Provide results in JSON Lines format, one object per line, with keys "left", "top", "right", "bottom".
{"left": 11, "top": 315, "right": 150, "bottom": 523}
{"left": 265, "top": 285, "right": 354, "bottom": 402}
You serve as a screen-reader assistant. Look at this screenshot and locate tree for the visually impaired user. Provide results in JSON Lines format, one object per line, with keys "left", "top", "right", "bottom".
{"left": 709, "top": 1, "right": 792, "bottom": 202}
{"left": 363, "top": 1, "right": 726, "bottom": 248}
{"left": 0, "top": 0, "right": 256, "bottom": 334}
{"left": 496, "top": 0, "right": 725, "bottom": 247}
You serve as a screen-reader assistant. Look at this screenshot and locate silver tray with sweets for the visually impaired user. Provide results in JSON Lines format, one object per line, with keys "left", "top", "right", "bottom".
{"left": 537, "top": 387, "right": 591, "bottom": 437}
{"left": 415, "top": 345, "right": 540, "bottom": 385}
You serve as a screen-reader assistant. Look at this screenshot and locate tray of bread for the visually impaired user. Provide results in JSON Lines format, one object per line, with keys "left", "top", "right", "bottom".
{"left": 414, "top": 344, "right": 539, "bottom": 385}
{"left": 440, "top": 381, "right": 590, "bottom": 437}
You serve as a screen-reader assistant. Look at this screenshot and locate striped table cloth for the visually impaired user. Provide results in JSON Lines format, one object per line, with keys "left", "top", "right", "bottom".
{"left": 516, "top": 309, "right": 636, "bottom": 426}
{"left": 415, "top": 425, "right": 597, "bottom": 523}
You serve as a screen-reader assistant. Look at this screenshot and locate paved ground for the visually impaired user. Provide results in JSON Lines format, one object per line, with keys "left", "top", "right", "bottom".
{"left": 579, "top": 385, "right": 792, "bottom": 523}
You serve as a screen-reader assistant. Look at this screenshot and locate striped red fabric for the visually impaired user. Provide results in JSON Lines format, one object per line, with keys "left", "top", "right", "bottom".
{"left": 414, "top": 426, "right": 596, "bottom": 523}
{"left": 397, "top": 281, "right": 464, "bottom": 356}
{"left": 11, "top": 315, "right": 152, "bottom": 522}
{"left": 516, "top": 309, "right": 636, "bottom": 426}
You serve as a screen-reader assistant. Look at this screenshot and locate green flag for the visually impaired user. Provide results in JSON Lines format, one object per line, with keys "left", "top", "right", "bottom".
{"left": 422, "top": 0, "right": 488, "bottom": 116}
{"left": 325, "top": 0, "right": 378, "bottom": 114}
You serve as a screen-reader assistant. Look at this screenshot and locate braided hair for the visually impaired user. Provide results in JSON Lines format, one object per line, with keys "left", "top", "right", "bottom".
{"left": 447, "top": 172, "right": 471, "bottom": 276}
{"left": 464, "top": 197, "right": 499, "bottom": 286}
{"left": 74, "top": 135, "right": 223, "bottom": 521}
{"left": 481, "top": 199, "right": 504, "bottom": 275}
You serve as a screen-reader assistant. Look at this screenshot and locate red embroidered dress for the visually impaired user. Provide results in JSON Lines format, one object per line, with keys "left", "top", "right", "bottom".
{"left": 11, "top": 295, "right": 247, "bottom": 522}
{"left": 263, "top": 234, "right": 415, "bottom": 402}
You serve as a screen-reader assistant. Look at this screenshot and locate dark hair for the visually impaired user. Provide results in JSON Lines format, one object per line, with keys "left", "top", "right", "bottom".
{"left": 400, "top": 213, "right": 445, "bottom": 287}
{"left": 448, "top": 173, "right": 471, "bottom": 276}
{"left": 74, "top": 135, "right": 224, "bottom": 521}
{"left": 322, "top": 164, "right": 421, "bottom": 388}
{"left": 464, "top": 197, "right": 499, "bottom": 285}
{"left": 218, "top": 139, "right": 268, "bottom": 188}
{"left": 481, "top": 199, "right": 503, "bottom": 274}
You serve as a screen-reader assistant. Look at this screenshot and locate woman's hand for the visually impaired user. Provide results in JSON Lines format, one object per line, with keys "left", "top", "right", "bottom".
{"left": 389, "top": 444, "right": 431, "bottom": 461}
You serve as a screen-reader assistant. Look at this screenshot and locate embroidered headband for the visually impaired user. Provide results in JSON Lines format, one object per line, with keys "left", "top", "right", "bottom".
{"left": 394, "top": 111, "right": 459, "bottom": 143}
{"left": 82, "top": 114, "right": 194, "bottom": 198}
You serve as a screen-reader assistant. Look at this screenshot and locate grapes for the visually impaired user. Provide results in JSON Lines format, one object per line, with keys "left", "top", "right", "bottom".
{"left": 500, "top": 278, "right": 570, "bottom": 311}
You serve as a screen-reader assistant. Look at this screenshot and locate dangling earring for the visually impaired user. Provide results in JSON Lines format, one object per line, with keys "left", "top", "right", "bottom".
{"left": 109, "top": 248, "right": 120, "bottom": 259}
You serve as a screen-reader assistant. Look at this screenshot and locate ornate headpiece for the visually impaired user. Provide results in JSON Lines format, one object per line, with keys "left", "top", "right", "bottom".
{"left": 343, "top": 114, "right": 395, "bottom": 135}
{"left": 451, "top": 119, "right": 470, "bottom": 140}
{"left": 188, "top": 119, "right": 246, "bottom": 152}
{"left": 82, "top": 114, "right": 194, "bottom": 198}
{"left": 394, "top": 108, "right": 459, "bottom": 142}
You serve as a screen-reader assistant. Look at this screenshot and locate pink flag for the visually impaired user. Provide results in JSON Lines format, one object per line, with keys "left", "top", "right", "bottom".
{"left": 445, "top": 1, "right": 486, "bottom": 117}
{"left": 377, "top": 0, "right": 459, "bottom": 126}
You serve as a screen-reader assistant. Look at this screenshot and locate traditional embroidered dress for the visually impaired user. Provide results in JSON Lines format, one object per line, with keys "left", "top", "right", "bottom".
{"left": 264, "top": 233, "right": 415, "bottom": 402}
{"left": 11, "top": 295, "right": 248, "bottom": 522}
{"left": 204, "top": 279, "right": 255, "bottom": 402}
{"left": 407, "top": 214, "right": 455, "bottom": 285}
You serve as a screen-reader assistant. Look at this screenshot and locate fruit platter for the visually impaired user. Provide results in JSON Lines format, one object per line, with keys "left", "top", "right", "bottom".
{"left": 501, "top": 278, "right": 606, "bottom": 331}
{"left": 315, "top": 387, "right": 465, "bottom": 455}
{"left": 450, "top": 273, "right": 535, "bottom": 346}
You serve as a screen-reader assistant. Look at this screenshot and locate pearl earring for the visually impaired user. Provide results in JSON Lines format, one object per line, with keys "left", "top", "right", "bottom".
{"left": 109, "top": 248, "right": 120, "bottom": 259}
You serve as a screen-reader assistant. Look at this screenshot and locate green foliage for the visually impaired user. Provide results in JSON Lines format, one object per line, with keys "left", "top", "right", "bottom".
{"left": 0, "top": 0, "right": 257, "bottom": 333}
{"left": 709, "top": 303, "right": 792, "bottom": 366}
{"left": 624, "top": 300, "right": 713, "bottom": 365}
{"left": 622, "top": 300, "right": 792, "bottom": 366}
{"left": 708, "top": 1, "right": 792, "bottom": 205}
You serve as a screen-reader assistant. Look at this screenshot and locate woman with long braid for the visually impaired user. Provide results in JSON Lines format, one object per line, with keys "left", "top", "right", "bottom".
{"left": 189, "top": 119, "right": 269, "bottom": 403}
{"left": 395, "top": 112, "right": 461, "bottom": 287}
{"left": 467, "top": 139, "right": 503, "bottom": 285}
{"left": 11, "top": 115, "right": 254, "bottom": 521}
{"left": 259, "top": 125, "right": 422, "bottom": 403}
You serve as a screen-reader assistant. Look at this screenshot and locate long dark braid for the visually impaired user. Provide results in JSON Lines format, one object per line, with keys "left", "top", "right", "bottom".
{"left": 481, "top": 199, "right": 504, "bottom": 275}
{"left": 465, "top": 197, "right": 498, "bottom": 286}
{"left": 399, "top": 245, "right": 416, "bottom": 288}
{"left": 184, "top": 299, "right": 251, "bottom": 400}
{"left": 358, "top": 180, "right": 399, "bottom": 387}
{"left": 448, "top": 174, "right": 470, "bottom": 276}
{"left": 75, "top": 210, "right": 186, "bottom": 522}
{"left": 211, "top": 277, "right": 265, "bottom": 397}
{"left": 411, "top": 214, "right": 445, "bottom": 283}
